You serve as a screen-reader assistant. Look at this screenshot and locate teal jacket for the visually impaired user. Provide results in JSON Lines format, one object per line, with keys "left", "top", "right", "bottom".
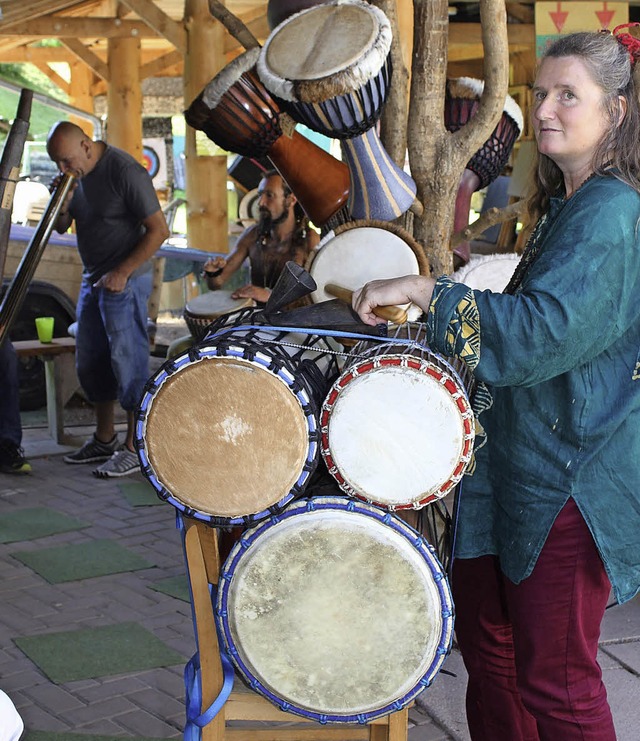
{"left": 426, "top": 174, "right": 640, "bottom": 604}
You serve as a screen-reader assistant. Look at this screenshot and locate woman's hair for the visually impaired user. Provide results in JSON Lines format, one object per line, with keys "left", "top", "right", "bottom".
{"left": 528, "top": 30, "right": 640, "bottom": 221}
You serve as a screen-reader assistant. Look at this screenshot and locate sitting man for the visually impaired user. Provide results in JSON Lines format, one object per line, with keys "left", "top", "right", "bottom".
{"left": 202, "top": 169, "right": 319, "bottom": 305}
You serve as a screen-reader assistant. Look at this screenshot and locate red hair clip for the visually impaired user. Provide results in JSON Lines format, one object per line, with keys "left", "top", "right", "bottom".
{"left": 613, "top": 22, "right": 640, "bottom": 64}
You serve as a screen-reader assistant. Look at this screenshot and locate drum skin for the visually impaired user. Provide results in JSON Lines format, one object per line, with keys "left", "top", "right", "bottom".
{"left": 183, "top": 291, "right": 254, "bottom": 340}
{"left": 452, "top": 252, "right": 521, "bottom": 293}
{"left": 136, "top": 324, "right": 340, "bottom": 526}
{"left": 305, "top": 221, "right": 428, "bottom": 320}
{"left": 216, "top": 496, "right": 454, "bottom": 723}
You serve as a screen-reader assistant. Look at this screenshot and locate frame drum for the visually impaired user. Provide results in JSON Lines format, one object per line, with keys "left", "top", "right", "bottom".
{"left": 321, "top": 323, "right": 475, "bottom": 510}
{"left": 136, "top": 318, "right": 341, "bottom": 526}
{"left": 452, "top": 252, "right": 521, "bottom": 293}
{"left": 183, "top": 291, "right": 254, "bottom": 340}
{"left": 217, "top": 496, "right": 454, "bottom": 723}
{"left": 305, "top": 220, "right": 429, "bottom": 321}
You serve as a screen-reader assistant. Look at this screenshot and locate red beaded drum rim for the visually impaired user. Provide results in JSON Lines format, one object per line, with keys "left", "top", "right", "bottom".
{"left": 320, "top": 354, "right": 475, "bottom": 510}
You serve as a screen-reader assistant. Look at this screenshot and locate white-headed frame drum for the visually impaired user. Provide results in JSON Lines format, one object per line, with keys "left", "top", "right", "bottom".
{"left": 216, "top": 496, "right": 454, "bottom": 723}
{"left": 320, "top": 323, "right": 476, "bottom": 511}
{"left": 305, "top": 219, "right": 429, "bottom": 322}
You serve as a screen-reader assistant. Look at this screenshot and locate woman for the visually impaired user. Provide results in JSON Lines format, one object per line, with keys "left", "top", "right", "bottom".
{"left": 353, "top": 29, "right": 640, "bottom": 740}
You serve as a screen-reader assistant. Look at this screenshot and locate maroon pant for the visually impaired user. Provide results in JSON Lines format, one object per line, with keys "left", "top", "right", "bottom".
{"left": 451, "top": 498, "right": 616, "bottom": 741}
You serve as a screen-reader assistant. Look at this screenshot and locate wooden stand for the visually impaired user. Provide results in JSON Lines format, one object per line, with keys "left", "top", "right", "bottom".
{"left": 13, "top": 337, "right": 77, "bottom": 444}
{"left": 182, "top": 518, "right": 409, "bottom": 741}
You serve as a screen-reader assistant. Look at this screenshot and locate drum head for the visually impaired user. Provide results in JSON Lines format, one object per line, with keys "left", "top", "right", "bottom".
{"left": 307, "top": 223, "right": 423, "bottom": 304}
{"left": 185, "top": 290, "right": 253, "bottom": 317}
{"left": 265, "top": 4, "right": 378, "bottom": 81}
{"left": 217, "top": 497, "right": 454, "bottom": 722}
{"left": 258, "top": 0, "right": 391, "bottom": 104}
{"left": 140, "top": 352, "right": 311, "bottom": 523}
{"left": 452, "top": 252, "right": 521, "bottom": 293}
{"left": 322, "top": 355, "right": 475, "bottom": 508}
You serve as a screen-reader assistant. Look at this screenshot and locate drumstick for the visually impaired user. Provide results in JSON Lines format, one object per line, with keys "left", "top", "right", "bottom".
{"left": 325, "top": 284, "right": 408, "bottom": 324}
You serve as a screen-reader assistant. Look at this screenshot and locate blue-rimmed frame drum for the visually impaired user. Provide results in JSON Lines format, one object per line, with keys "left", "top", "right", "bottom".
{"left": 216, "top": 496, "right": 454, "bottom": 723}
{"left": 135, "top": 318, "right": 340, "bottom": 526}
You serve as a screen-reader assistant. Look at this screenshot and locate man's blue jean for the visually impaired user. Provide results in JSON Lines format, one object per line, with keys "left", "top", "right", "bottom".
{"left": 75, "top": 271, "right": 152, "bottom": 412}
{"left": 0, "top": 339, "right": 22, "bottom": 446}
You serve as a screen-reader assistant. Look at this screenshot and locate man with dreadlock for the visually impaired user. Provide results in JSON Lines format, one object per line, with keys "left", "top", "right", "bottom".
{"left": 203, "top": 170, "right": 319, "bottom": 306}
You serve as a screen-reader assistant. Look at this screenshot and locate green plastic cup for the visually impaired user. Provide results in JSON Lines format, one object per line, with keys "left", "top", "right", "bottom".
{"left": 35, "top": 316, "right": 54, "bottom": 343}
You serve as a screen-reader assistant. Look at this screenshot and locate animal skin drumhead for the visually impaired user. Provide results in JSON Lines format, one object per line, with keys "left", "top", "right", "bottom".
{"left": 144, "top": 356, "right": 308, "bottom": 519}
{"left": 264, "top": 4, "right": 378, "bottom": 81}
{"left": 325, "top": 364, "right": 466, "bottom": 506}
{"left": 219, "top": 503, "right": 449, "bottom": 717}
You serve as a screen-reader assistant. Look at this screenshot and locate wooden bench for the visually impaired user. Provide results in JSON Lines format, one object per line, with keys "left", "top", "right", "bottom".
{"left": 13, "top": 337, "right": 77, "bottom": 444}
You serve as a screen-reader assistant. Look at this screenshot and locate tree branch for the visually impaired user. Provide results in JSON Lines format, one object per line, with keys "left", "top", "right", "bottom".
{"left": 207, "top": 0, "right": 259, "bottom": 50}
{"left": 450, "top": 198, "right": 527, "bottom": 248}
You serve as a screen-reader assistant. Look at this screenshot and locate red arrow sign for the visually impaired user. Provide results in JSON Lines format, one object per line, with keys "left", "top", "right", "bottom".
{"left": 596, "top": 2, "right": 616, "bottom": 30}
{"left": 550, "top": 2, "right": 569, "bottom": 33}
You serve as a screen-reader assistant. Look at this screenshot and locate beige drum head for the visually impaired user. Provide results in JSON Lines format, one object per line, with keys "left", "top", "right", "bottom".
{"left": 217, "top": 497, "right": 454, "bottom": 721}
{"left": 307, "top": 222, "right": 427, "bottom": 321}
{"left": 185, "top": 290, "right": 253, "bottom": 318}
{"left": 265, "top": 4, "right": 378, "bottom": 81}
{"left": 321, "top": 354, "right": 475, "bottom": 509}
{"left": 452, "top": 252, "right": 521, "bottom": 293}
{"left": 258, "top": 0, "right": 392, "bottom": 103}
{"left": 142, "top": 355, "right": 309, "bottom": 522}
{"left": 238, "top": 187, "right": 261, "bottom": 227}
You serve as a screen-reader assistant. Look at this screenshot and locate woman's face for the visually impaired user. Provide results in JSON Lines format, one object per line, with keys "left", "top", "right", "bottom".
{"left": 532, "top": 55, "right": 616, "bottom": 173}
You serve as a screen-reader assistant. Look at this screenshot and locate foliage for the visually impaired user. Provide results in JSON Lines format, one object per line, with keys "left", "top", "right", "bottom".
{"left": 0, "top": 62, "right": 69, "bottom": 145}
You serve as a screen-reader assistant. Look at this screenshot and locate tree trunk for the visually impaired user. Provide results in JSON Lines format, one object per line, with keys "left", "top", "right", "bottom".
{"left": 408, "top": 0, "right": 510, "bottom": 276}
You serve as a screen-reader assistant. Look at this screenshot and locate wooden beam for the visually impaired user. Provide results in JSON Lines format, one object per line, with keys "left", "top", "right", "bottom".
{"left": 449, "top": 22, "right": 534, "bottom": 47}
{"left": 34, "top": 62, "right": 71, "bottom": 94}
{"left": 506, "top": 3, "right": 535, "bottom": 25}
{"left": 0, "top": 16, "right": 158, "bottom": 38}
{"left": 119, "top": 0, "right": 186, "bottom": 53}
{"left": 62, "top": 38, "right": 110, "bottom": 81}
{"left": 0, "top": 1, "right": 80, "bottom": 28}
{"left": 140, "top": 49, "right": 184, "bottom": 78}
{"left": 0, "top": 46, "right": 75, "bottom": 62}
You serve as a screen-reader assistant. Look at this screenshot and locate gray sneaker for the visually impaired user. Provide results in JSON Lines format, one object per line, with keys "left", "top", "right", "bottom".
{"left": 93, "top": 447, "right": 140, "bottom": 478}
{"left": 64, "top": 434, "right": 119, "bottom": 464}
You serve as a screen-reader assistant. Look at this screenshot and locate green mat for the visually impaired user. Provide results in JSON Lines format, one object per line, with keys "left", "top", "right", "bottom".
{"left": 0, "top": 508, "right": 89, "bottom": 544}
{"left": 15, "top": 621, "right": 185, "bottom": 683}
{"left": 117, "top": 481, "right": 164, "bottom": 507}
{"left": 24, "top": 734, "right": 177, "bottom": 741}
{"left": 12, "top": 539, "right": 154, "bottom": 583}
{"left": 148, "top": 575, "right": 191, "bottom": 602}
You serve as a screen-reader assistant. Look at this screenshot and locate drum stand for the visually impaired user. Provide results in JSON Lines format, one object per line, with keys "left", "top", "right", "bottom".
{"left": 182, "top": 517, "right": 409, "bottom": 741}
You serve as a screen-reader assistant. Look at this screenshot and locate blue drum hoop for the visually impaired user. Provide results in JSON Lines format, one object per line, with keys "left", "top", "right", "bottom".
{"left": 216, "top": 495, "right": 455, "bottom": 724}
{"left": 136, "top": 332, "right": 327, "bottom": 527}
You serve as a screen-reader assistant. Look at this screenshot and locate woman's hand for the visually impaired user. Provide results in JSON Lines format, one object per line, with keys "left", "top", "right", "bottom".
{"left": 352, "top": 275, "right": 437, "bottom": 326}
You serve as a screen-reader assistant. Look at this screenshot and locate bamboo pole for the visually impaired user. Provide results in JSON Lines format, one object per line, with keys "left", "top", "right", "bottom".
{"left": 0, "top": 88, "right": 33, "bottom": 283}
{"left": 0, "top": 173, "right": 76, "bottom": 344}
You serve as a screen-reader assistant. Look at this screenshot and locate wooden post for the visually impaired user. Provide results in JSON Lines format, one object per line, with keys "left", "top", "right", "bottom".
{"left": 69, "top": 61, "right": 96, "bottom": 137}
{"left": 106, "top": 37, "right": 143, "bottom": 162}
{"left": 183, "top": 0, "right": 228, "bottom": 255}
